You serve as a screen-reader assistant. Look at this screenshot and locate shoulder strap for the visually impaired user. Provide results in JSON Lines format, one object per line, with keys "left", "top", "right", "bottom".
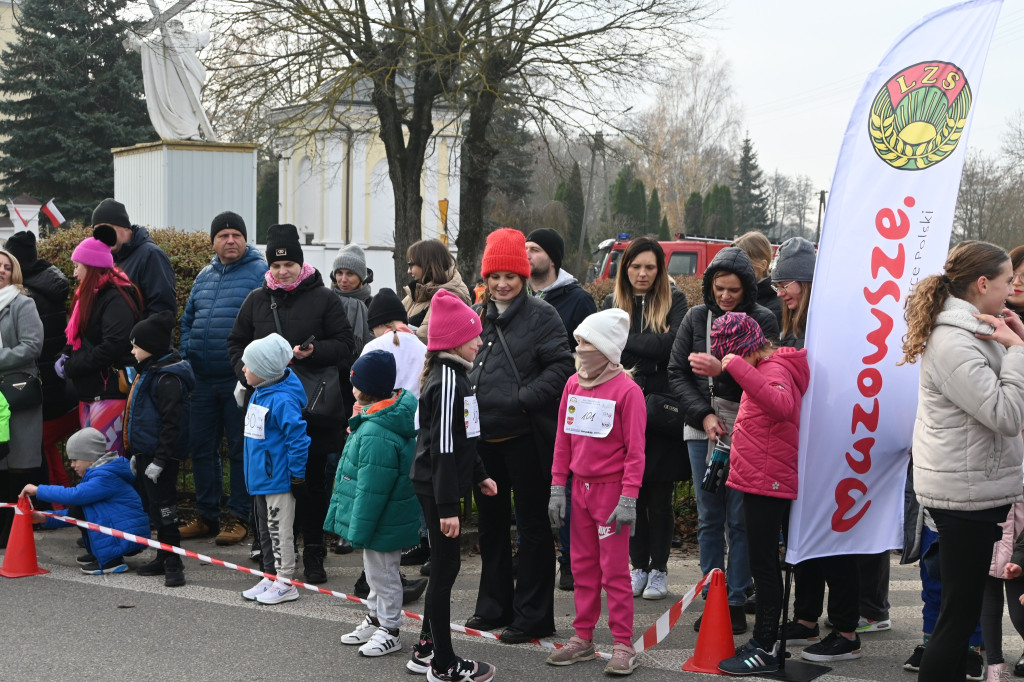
{"left": 706, "top": 311, "right": 714, "bottom": 396}
{"left": 494, "top": 323, "right": 523, "bottom": 387}
{"left": 270, "top": 294, "right": 284, "bottom": 336}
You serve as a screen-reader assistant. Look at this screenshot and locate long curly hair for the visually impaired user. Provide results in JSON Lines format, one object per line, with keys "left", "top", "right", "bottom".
{"left": 899, "top": 240, "right": 1008, "bottom": 365}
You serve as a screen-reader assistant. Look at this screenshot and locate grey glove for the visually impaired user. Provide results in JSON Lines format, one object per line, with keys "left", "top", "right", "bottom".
{"left": 605, "top": 495, "right": 637, "bottom": 536}
{"left": 233, "top": 380, "right": 247, "bottom": 408}
{"left": 145, "top": 461, "right": 164, "bottom": 484}
{"left": 548, "top": 485, "right": 566, "bottom": 527}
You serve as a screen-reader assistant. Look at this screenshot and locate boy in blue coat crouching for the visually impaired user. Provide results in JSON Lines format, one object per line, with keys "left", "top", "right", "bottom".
{"left": 21, "top": 427, "right": 149, "bottom": 575}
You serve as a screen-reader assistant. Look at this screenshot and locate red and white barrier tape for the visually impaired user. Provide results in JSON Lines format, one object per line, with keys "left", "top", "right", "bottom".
{"left": 2, "top": 502, "right": 713, "bottom": 661}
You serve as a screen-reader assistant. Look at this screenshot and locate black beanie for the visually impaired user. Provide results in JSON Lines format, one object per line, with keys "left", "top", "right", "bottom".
{"left": 366, "top": 288, "right": 408, "bottom": 329}
{"left": 265, "top": 224, "right": 304, "bottom": 265}
{"left": 130, "top": 310, "right": 176, "bottom": 355}
{"left": 526, "top": 228, "right": 564, "bottom": 273}
{"left": 91, "top": 198, "right": 131, "bottom": 230}
{"left": 210, "top": 211, "right": 247, "bottom": 242}
{"left": 4, "top": 231, "right": 37, "bottom": 267}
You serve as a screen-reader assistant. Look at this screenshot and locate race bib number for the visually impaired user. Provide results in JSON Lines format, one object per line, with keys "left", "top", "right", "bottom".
{"left": 563, "top": 395, "right": 615, "bottom": 438}
{"left": 244, "top": 403, "right": 269, "bottom": 440}
{"left": 464, "top": 396, "right": 481, "bottom": 438}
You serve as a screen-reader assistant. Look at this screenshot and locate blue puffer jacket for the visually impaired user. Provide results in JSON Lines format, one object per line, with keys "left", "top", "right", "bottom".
{"left": 35, "top": 454, "right": 150, "bottom": 565}
{"left": 181, "top": 245, "right": 267, "bottom": 380}
{"left": 243, "top": 370, "right": 310, "bottom": 495}
{"left": 324, "top": 389, "right": 419, "bottom": 552}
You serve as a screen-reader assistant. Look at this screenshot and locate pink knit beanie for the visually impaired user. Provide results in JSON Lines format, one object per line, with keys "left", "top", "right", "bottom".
{"left": 427, "top": 289, "right": 482, "bottom": 351}
{"left": 71, "top": 237, "right": 114, "bottom": 269}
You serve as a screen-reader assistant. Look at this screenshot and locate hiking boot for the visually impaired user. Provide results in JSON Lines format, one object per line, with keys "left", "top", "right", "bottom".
{"left": 783, "top": 620, "right": 821, "bottom": 646}
{"left": 402, "top": 574, "right": 428, "bottom": 603}
{"left": 163, "top": 555, "right": 185, "bottom": 587}
{"left": 80, "top": 557, "right": 128, "bottom": 575}
{"left": 558, "top": 563, "right": 574, "bottom": 591}
{"left": 359, "top": 626, "right": 402, "bottom": 657}
{"left": 214, "top": 514, "right": 247, "bottom": 546}
{"left": 242, "top": 577, "right": 275, "bottom": 601}
{"left": 136, "top": 555, "right": 167, "bottom": 576}
{"left": 730, "top": 604, "right": 749, "bottom": 634}
{"left": 855, "top": 616, "right": 891, "bottom": 633}
{"left": 341, "top": 614, "right": 379, "bottom": 645}
{"left": 903, "top": 643, "right": 925, "bottom": 671}
{"left": 631, "top": 568, "right": 648, "bottom": 597}
{"left": 718, "top": 638, "right": 779, "bottom": 675}
{"left": 407, "top": 638, "right": 434, "bottom": 674}
{"left": 178, "top": 516, "right": 217, "bottom": 539}
{"left": 546, "top": 636, "right": 596, "bottom": 666}
{"left": 604, "top": 642, "right": 638, "bottom": 675}
{"left": 427, "top": 657, "right": 495, "bottom": 682}
{"left": 642, "top": 569, "right": 668, "bottom": 600}
{"left": 801, "top": 631, "right": 862, "bottom": 662}
{"left": 401, "top": 539, "right": 430, "bottom": 565}
{"left": 966, "top": 649, "right": 984, "bottom": 681}
{"left": 302, "top": 545, "right": 327, "bottom": 584}
{"left": 256, "top": 580, "right": 299, "bottom": 604}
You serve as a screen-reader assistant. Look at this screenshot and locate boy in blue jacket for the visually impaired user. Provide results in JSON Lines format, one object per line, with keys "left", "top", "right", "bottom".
{"left": 21, "top": 427, "right": 149, "bottom": 575}
{"left": 239, "top": 333, "right": 311, "bottom": 605}
{"left": 123, "top": 310, "right": 195, "bottom": 588}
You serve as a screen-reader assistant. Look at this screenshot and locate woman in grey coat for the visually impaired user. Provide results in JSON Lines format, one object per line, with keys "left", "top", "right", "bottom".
{"left": 0, "top": 248, "right": 45, "bottom": 547}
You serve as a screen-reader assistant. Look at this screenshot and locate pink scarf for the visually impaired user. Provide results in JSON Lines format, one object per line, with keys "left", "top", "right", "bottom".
{"left": 65, "top": 269, "right": 134, "bottom": 351}
{"left": 265, "top": 262, "right": 316, "bottom": 291}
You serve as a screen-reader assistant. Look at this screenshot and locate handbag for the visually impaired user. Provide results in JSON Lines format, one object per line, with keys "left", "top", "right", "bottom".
{"left": 0, "top": 371, "right": 43, "bottom": 411}
{"left": 270, "top": 296, "right": 342, "bottom": 427}
{"left": 645, "top": 392, "right": 685, "bottom": 438}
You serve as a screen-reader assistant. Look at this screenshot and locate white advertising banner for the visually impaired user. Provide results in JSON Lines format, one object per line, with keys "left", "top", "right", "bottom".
{"left": 787, "top": 0, "right": 1003, "bottom": 563}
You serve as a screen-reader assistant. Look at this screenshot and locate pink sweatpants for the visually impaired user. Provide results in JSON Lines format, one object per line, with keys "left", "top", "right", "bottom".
{"left": 570, "top": 477, "right": 634, "bottom": 644}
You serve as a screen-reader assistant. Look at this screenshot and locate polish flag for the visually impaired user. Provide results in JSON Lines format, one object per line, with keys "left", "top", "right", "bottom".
{"left": 41, "top": 199, "right": 65, "bottom": 227}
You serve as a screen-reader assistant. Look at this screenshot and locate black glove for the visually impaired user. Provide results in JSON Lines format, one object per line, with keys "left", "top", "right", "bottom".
{"left": 291, "top": 478, "right": 308, "bottom": 500}
{"left": 0, "top": 441, "right": 8, "bottom": 461}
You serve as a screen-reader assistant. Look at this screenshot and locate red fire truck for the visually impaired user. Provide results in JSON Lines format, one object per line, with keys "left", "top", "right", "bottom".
{"left": 588, "top": 235, "right": 736, "bottom": 283}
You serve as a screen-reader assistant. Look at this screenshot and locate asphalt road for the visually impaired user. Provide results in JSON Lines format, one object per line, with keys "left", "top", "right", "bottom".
{"left": 1, "top": 526, "right": 1019, "bottom": 681}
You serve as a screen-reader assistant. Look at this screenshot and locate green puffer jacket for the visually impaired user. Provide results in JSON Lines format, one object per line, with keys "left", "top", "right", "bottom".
{"left": 324, "top": 388, "right": 420, "bottom": 552}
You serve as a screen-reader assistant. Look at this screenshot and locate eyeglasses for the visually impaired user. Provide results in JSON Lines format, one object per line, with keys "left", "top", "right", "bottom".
{"left": 1013, "top": 272, "right": 1024, "bottom": 285}
{"left": 772, "top": 281, "right": 799, "bottom": 293}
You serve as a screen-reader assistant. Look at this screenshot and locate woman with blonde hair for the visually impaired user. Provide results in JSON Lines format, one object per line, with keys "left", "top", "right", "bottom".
{"left": 403, "top": 239, "right": 471, "bottom": 344}
{"left": 601, "top": 237, "right": 689, "bottom": 600}
{"left": 733, "top": 231, "right": 781, "bottom": 328}
{"left": 903, "top": 240, "right": 1024, "bottom": 682}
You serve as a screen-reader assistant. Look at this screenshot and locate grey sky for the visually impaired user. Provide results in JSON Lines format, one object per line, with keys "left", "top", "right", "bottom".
{"left": 708, "top": 0, "right": 1023, "bottom": 193}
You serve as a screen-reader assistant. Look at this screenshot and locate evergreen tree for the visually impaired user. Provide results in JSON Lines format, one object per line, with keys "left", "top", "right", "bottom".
{"left": 660, "top": 215, "right": 671, "bottom": 240}
{"left": 628, "top": 178, "right": 647, "bottom": 228}
{"left": 554, "top": 161, "right": 585, "bottom": 258}
{"left": 610, "top": 165, "right": 636, "bottom": 219}
{"left": 733, "top": 137, "right": 770, "bottom": 233}
{"left": 684, "top": 191, "right": 703, "bottom": 236}
{"left": 0, "top": 0, "right": 154, "bottom": 222}
{"left": 647, "top": 187, "right": 662, "bottom": 236}
{"left": 702, "top": 184, "right": 735, "bottom": 238}
{"left": 488, "top": 101, "right": 534, "bottom": 203}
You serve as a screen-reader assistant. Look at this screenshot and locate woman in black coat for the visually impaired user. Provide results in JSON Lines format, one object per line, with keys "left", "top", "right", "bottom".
{"left": 601, "top": 237, "right": 688, "bottom": 601}
{"left": 465, "top": 228, "right": 574, "bottom": 642}
{"left": 227, "top": 224, "right": 354, "bottom": 584}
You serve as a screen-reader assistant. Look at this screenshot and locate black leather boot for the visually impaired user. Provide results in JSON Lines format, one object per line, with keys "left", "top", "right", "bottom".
{"left": 303, "top": 545, "right": 327, "bottom": 584}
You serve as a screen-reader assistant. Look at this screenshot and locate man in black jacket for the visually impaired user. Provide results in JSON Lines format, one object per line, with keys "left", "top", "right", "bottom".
{"left": 91, "top": 198, "right": 177, "bottom": 318}
{"left": 526, "top": 228, "right": 597, "bottom": 353}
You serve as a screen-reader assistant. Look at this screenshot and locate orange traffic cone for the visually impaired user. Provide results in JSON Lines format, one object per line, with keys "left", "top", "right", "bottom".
{"left": 683, "top": 569, "right": 734, "bottom": 674}
{"left": 0, "top": 496, "right": 49, "bottom": 578}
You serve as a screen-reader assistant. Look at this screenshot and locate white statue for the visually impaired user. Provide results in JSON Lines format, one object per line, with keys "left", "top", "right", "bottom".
{"left": 125, "top": 14, "right": 218, "bottom": 142}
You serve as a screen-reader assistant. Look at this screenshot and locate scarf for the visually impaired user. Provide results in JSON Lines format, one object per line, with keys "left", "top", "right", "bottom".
{"left": 65, "top": 269, "right": 134, "bottom": 351}
{"left": 265, "top": 262, "right": 316, "bottom": 291}
{"left": 576, "top": 347, "right": 623, "bottom": 388}
{"left": 336, "top": 284, "right": 373, "bottom": 302}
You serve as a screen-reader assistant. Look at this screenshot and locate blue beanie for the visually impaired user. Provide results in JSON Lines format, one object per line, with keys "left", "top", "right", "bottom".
{"left": 351, "top": 350, "right": 397, "bottom": 400}
{"left": 242, "top": 333, "right": 293, "bottom": 384}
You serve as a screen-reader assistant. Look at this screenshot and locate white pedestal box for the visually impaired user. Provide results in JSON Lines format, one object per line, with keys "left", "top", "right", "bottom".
{"left": 112, "top": 140, "right": 258, "bottom": 233}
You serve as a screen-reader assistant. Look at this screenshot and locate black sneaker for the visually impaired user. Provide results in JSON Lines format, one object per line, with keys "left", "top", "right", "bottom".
{"left": 333, "top": 537, "right": 353, "bottom": 555}
{"left": 407, "top": 638, "right": 434, "bottom": 674}
{"left": 1014, "top": 650, "right": 1024, "bottom": 676}
{"left": 354, "top": 571, "right": 370, "bottom": 598}
{"left": 558, "top": 563, "right": 574, "bottom": 591}
{"left": 401, "top": 541, "right": 430, "bottom": 566}
{"left": 903, "top": 643, "right": 925, "bottom": 671}
{"left": 718, "top": 638, "right": 780, "bottom": 675}
{"left": 783, "top": 620, "right": 822, "bottom": 646}
{"left": 136, "top": 555, "right": 167, "bottom": 576}
{"left": 76, "top": 553, "right": 96, "bottom": 565}
{"left": 80, "top": 557, "right": 128, "bottom": 575}
{"left": 402, "top": 575, "right": 428, "bottom": 604}
{"left": 801, "top": 630, "right": 862, "bottom": 662}
{"left": 249, "top": 537, "right": 262, "bottom": 564}
{"left": 420, "top": 559, "right": 431, "bottom": 577}
{"left": 302, "top": 545, "right": 327, "bottom": 584}
{"left": 965, "top": 649, "right": 984, "bottom": 681}
{"left": 428, "top": 657, "right": 495, "bottom": 682}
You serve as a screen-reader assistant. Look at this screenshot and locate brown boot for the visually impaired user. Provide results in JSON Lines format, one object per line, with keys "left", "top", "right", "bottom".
{"left": 179, "top": 516, "right": 218, "bottom": 539}
{"left": 214, "top": 514, "right": 247, "bottom": 546}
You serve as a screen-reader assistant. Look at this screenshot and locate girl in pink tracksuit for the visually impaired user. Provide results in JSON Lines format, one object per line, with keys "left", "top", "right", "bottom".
{"left": 547, "top": 309, "right": 647, "bottom": 676}
{"left": 710, "top": 311, "right": 809, "bottom": 676}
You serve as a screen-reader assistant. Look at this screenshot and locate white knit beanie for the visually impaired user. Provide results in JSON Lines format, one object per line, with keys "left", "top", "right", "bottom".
{"left": 573, "top": 309, "right": 630, "bottom": 365}
{"left": 242, "top": 333, "right": 293, "bottom": 383}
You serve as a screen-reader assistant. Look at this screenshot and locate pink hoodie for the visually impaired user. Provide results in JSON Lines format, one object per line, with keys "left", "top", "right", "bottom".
{"left": 551, "top": 372, "right": 647, "bottom": 498}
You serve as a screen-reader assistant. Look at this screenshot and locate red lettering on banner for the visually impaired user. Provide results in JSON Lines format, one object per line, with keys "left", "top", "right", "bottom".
{"left": 831, "top": 196, "right": 914, "bottom": 532}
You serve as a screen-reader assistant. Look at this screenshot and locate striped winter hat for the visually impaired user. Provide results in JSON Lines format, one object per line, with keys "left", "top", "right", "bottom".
{"left": 710, "top": 312, "right": 767, "bottom": 359}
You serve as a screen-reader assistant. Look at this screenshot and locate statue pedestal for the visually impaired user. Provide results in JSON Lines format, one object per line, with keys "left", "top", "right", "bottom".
{"left": 112, "top": 140, "right": 257, "bottom": 232}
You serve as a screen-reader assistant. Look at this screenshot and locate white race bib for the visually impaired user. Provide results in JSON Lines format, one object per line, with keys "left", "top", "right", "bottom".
{"left": 244, "top": 403, "right": 269, "bottom": 440}
{"left": 563, "top": 394, "right": 615, "bottom": 438}
{"left": 464, "top": 396, "right": 481, "bottom": 438}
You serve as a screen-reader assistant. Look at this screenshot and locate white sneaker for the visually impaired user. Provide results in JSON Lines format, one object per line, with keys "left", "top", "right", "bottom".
{"left": 341, "top": 614, "right": 379, "bottom": 645}
{"left": 855, "top": 617, "right": 891, "bottom": 633}
{"left": 256, "top": 580, "right": 299, "bottom": 604}
{"left": 241, "top": 577, "right": 274, "bottom": 601}
{"left": 359, "top": 626, "right": 402, "bottom": 657}
{"left": 643, "top": 569, "right": 668, "bottom": 600}
{"left": 631, "top": 568, "right": 649, "bottom": 597}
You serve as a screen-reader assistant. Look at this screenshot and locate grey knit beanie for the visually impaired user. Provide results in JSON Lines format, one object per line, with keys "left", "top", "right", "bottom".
{"left": 242, "top": 333, "right": 293, "bottom": 384}
{"left": 66, "top": 428, "right": 109, "bottom": 462}
{"left": 772, "top": 237, "right": 817, "bottom": 282}
{"left": 332, "top": 244, "right": 367, "bottom": 283}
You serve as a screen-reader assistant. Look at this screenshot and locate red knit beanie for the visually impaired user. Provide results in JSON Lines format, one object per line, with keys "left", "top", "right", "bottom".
{"left": 481, "top": 227, "right": 530, "bottom": 279}
{"left": 427, "top": 289, "right": 482, "bottom": 351}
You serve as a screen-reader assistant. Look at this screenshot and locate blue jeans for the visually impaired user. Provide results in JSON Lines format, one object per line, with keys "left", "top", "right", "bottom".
{"left": 189, "top": 376, "right": 249, "bottom": 522}
{"left": 688, "top": 439, "right": 751, "bottom": 606}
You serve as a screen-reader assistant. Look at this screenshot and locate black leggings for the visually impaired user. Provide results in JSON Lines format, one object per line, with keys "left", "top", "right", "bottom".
{"left": 295, "top": 424, "right": 337, "bottom": 547}
{"left": 743, "top": 493, "right": 789, "bottom": 647}
{"left": 630, "top": 480, "right": 675, "bottom": 573}
{"left": 418, "top": 493, "right": 463, "bottom": 672}
{"left": 981, "top": 576, "right": 1024, "bottom": 665}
